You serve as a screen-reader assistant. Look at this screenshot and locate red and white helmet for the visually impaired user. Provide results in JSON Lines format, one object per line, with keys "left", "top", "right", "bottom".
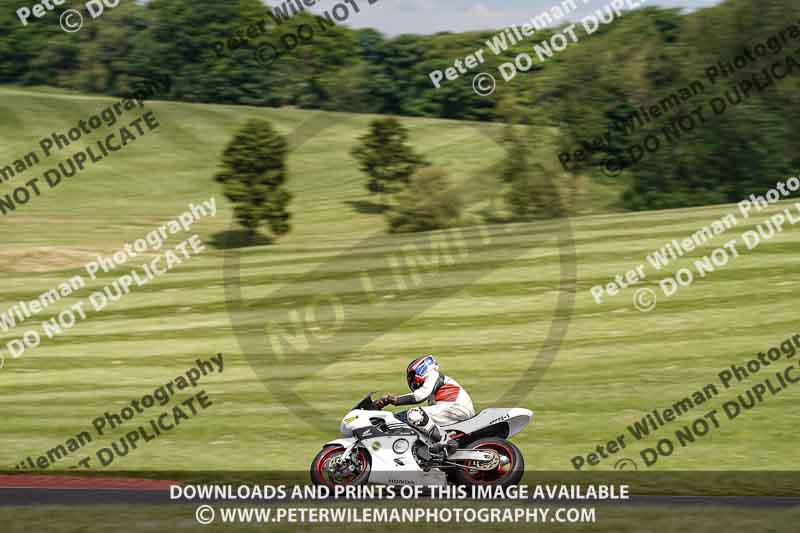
{"left": 406, "top": 355, "right": 438, "bottom": 391}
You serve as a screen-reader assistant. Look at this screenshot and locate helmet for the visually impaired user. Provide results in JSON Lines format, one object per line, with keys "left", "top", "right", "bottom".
{"left": 406, "top": 355, "right": 438, "bottom": 391}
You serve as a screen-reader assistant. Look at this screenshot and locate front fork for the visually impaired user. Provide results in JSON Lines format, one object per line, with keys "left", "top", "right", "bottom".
{"left": 329, "top": 441, "right": 363, "bottom": 471}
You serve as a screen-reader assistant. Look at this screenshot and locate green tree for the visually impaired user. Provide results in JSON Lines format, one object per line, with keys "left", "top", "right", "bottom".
{"left": 351, "top": 117, "right": 427, "bottom": 204}
{"left": 495, "top": 119, "right": 565, "bottom": 220}
{"left": 215, "top": 119, "right": 292, "bottom": 240}
{"left": 388, "top": 168, "right": 461, "bottom": 233}
{"left": 506, "top": 162, "right": 565, "bottom": 221}
{"left": 500, "top": 124, "right": 529, "bottom": 185}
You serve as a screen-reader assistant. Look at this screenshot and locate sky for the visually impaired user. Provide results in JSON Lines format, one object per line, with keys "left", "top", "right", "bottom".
{"left": 265, "top": 0, "right": 724, "bottom": 36}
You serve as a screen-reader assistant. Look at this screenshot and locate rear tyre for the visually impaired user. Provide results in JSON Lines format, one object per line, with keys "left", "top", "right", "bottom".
{"left": 310, "top": 445, "right": 371, "bottom": 487}
{"left": 452, "top": 438, "right": 524, "bottom": 487}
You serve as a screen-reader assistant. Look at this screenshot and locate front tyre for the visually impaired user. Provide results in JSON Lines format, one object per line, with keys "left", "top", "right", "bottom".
{"left": 452, "top": 438, "right": 524, "bottom": 487}
{"left": 310, "top": 445, "right": 371, "bottom": 487}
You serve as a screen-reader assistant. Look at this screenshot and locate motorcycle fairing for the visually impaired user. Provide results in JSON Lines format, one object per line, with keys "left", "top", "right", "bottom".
{"left": 441, "top": 408, "right": 533, "bottom": 438}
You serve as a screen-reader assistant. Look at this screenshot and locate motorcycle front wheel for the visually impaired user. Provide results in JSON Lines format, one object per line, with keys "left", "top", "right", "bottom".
{"left": 310, "top": 445, "right": 371, "bottom": 487}
{"left": 451, "top": 437, "right": 524, "bottom": 487}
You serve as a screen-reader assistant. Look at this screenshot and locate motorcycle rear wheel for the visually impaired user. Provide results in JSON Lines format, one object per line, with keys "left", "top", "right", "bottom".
{"left": 451, "top": 437, "right": 524, "bottom": 487}
{"left": 310, "top": 445, "right": 371, "bottom": 487}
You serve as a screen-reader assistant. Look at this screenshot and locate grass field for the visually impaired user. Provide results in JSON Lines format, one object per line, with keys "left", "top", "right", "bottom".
{"left": 0, "top": 86, "right": 798, "bottom": 476}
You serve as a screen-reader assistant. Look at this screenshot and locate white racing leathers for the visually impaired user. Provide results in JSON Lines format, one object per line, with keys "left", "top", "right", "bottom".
{"left": 413, "top": 370, "right": 475, "bottom": 426}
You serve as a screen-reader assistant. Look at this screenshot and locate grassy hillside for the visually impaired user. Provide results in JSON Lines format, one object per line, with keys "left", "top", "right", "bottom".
{"left": 0, "top": 87, "right": 798, "bottom": 475}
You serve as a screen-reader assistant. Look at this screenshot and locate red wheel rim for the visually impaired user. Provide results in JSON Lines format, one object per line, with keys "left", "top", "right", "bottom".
{"left": 464, "top": 442, "right": 514, "bottom": 484}
{"left": 315, "top": 447, "right": 368, "bottom": 486}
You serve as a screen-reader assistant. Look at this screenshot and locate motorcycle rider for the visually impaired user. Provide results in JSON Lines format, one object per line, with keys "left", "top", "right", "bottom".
{"left": 376, "top": 355, "right": 475, "bottom": 455}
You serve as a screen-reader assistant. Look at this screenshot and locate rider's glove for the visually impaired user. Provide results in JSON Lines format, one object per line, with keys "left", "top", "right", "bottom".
{"left": 376, "top": 395, "right": 396, "bottom": 408}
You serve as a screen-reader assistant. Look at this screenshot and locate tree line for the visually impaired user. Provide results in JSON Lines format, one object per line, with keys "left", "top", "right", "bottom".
{"left": 1, "top": 0, "right": 797, "bottom": 212}
{"left": 216, "top": 116, "right": 563, "bottom": 239}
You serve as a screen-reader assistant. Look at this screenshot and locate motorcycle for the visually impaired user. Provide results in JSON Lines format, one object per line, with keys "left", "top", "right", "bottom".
{"left": 310, "top": 392, "right": 533, "bottom": 487}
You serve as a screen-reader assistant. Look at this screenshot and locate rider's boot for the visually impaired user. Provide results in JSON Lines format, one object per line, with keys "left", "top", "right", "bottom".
{"left": 408, "top": 408, "right": 458, "bottom": 456}
{"left": 429, "top": 438, "right": 458, "bottom": 456}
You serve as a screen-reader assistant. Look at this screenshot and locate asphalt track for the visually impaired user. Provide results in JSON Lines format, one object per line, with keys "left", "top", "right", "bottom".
{"left": 3, "top": 476, "right": 800, "bottom": 507}
{"left": 0, "top": 475, "right": 177, "bottom": 505}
